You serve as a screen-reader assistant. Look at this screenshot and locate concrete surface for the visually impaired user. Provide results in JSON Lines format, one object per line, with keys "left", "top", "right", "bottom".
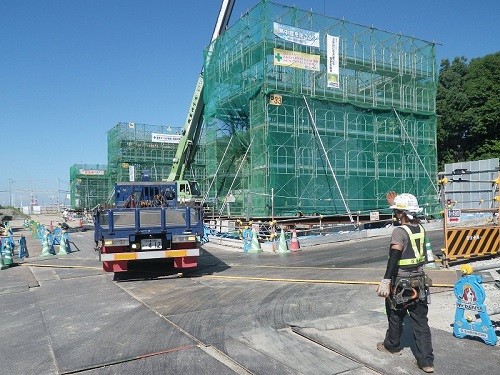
{"left": 1, "top": 214, "right": 499, "bottom": 374}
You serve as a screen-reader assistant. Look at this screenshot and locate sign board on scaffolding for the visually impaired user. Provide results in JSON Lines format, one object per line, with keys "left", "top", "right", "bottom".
{"left": 129, "top": 165, "right": 135, "bottom": 182}
{"left": 269, "top": 94, "right": 282, "bottom": 106}
{"left": 369, "top": 211, "right": 380, "bottom": 221}
{"left": 447, "top": 208, "right": 461, "bottom": 224}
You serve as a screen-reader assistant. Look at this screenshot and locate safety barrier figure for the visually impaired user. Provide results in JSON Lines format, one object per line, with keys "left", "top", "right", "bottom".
{"left": 248, "top": 227, "right": 263, "bottom": 253}
{"left": 201, "top": 225, "right": 212, "bottom": 244}
{"left": 18, "top": 236, "right": 29, "bottom": 259}
{"left": 0, "top": 250, "right": 7, "bottom": 270}
{"left": 41, "top": 230, "right": 54, "bottom": 257}
{"left": 242, "top": 227, "right": 252, "bottom": 252}
{"left": 57, "top": 231, "right": 71, "bottom": 255}
{"left": 453, "top": 271, "right": 498, "bottom": 346}
{"left": 277, "top": 228, "right": 289, "bottom": 253}
{"left": 8, "top": 229, "right": 15, "bottom": 251}
{"left": 51, "top": 227, "right": 62, "bottom": 246}
{"left": 1, "top": 238, "right": 14, "bottom": 267}
{"left": 36, "top": 224, "right": 45, "bottom": 240}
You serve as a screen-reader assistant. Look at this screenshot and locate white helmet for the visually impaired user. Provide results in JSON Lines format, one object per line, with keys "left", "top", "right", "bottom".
{"left": 389, "top": 193, "right": 422, "bottom": 213}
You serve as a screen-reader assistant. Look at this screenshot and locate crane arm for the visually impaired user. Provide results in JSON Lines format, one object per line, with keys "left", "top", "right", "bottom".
{"left": 168, "top": 0, "right": 235, "bottom": 181}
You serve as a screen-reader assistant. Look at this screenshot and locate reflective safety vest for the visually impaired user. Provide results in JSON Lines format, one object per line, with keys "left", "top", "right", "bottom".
{"left": 398, "top": 224, "right": 426, "bottom": 267}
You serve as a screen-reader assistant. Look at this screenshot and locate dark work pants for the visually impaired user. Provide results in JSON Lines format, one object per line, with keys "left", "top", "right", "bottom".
{"left": 384, "top": 298, "right": 434, "bottom": 367}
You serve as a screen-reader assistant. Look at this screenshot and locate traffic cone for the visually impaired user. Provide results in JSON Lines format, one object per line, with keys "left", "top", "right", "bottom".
{"left": 18, "top": 237, "right": 29, "bottom": 259}
{"left": 278, "top": 228, "right": 289, "bottom": 253}
{"left": 248, "top": 227, "right": 263, "bottom": 253}
{"left": 57, "top": 232, "right": 70, "bottom": 255}
{"left": 41, "top": 232, "right": 53, "bottom": 257}
{"left": 2, "top": 240, "right": 13, "bottom": 267}
{"left": 424, "top": 237, "right": 437, "bottom": 269}
{"left": 289, "top": 228, "right": 301, "bottom": 251}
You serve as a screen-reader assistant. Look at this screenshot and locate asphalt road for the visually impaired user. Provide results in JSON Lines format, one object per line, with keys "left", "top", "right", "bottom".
{"left": 1, "top": 221, "right": 499, "bottom": 375}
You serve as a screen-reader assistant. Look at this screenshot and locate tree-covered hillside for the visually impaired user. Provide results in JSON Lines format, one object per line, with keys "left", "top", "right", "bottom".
{"left": 437, "top": 52, "right": 500, "bottom": 169}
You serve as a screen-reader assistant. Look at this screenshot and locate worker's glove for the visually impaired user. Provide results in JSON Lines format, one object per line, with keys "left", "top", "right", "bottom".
{"left": 376, "top": 279, "right": 392, "bottom": 297}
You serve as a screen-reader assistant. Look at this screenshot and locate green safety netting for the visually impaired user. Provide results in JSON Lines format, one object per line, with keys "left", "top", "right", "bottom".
{"left": 200, "top": 0, "right": 439, "bottom": 218}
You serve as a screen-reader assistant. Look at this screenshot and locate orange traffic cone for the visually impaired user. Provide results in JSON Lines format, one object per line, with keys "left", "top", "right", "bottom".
{"left": 289, "top": 228, "right": 301, "bottom": 251}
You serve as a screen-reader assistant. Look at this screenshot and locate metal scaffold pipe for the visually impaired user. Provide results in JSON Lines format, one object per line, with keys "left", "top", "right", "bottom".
{"left": 218, "top": 135, "right": 255, "bottom": 217}
{"left": 303, "top": 96, "right": 354, "bottom": 223}
{"left": 393, "top": 108, "right": 439, "bottom": 195}
{"left": 202, "top": 135, "right": 234, "bottom": 206}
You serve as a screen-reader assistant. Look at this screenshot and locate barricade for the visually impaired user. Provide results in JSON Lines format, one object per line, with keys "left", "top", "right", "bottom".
{"left": 18, "top": 236, "right": 29, "bottom": 259}
{"left": 36, "top": 224, "right": 45, "bottom": 240}
{"left": 57, "top": 231, "right": 71, "bottom": 255}
{"left": 0, "top": 251, "right": 7, "bottom": 270}
{"left": 452, "top": 261, "right": 500, "bottom": 346}
{"left": 51, "top": 227, "right": 62, "bottom": 245}
{"left": 1, "top": 237, "right": 14, "bottom": 267}
{"left": 442, "top": 206, "right": 499, "bottom": 266}
{"left": 242, "top": 227, "right": 252, "bottom": 252}
{"left": 248, "top": 227, "right": 263, "bottom": 253}
{"left": 41, "top": 230, "right": 54, "bottom": 257}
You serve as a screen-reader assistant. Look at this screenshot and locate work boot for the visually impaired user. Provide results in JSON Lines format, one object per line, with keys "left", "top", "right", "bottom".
{"left": 412, "top": 359, "right": 434, "bottom": 373}
{"left": 376, "top": 342, "right": 402, "bottom": 355}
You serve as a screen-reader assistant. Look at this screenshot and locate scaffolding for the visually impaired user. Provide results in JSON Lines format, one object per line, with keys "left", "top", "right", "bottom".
{"left": 70, "top": 164, "right": 110, "bottom": 210}
{"left": 201, "top": 0, "right": 439, "bottom": 218}
{"left": 107, "top": 122, "right": 206, "bottom": 183}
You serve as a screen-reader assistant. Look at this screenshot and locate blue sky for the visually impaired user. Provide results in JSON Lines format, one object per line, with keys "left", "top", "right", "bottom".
{"left": 1, "top": 0, "right": 498, "bottom": 207}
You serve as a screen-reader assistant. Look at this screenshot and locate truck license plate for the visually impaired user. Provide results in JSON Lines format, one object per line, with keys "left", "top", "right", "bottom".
{"left": 141, "top": 239, "right": 162, "bottom": 250}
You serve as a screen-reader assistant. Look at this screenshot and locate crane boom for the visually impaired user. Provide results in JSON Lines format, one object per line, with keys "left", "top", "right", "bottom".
{"left": 167, "top": 0, "right": 235, "bottom": 182}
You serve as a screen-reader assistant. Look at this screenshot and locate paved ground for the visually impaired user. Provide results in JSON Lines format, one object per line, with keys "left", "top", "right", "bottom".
{"left": 1, "top": 214, "right": 499, "bottom": 374}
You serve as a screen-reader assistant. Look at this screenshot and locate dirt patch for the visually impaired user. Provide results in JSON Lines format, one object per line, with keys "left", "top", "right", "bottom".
{"left": 0, "top": 206, "right": 29, "bottom": 224}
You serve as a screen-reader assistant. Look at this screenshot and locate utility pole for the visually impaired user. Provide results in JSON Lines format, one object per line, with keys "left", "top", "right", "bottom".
{"left": 9, "top": 179, "right": 13, "bottom": 207}
{"left": 57, "top": 178, "right": 61, "bottom": 210}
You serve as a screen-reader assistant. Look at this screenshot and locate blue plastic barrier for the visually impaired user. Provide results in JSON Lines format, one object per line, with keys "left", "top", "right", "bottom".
{"left": 453, "top": 274, "right": 498, "bottom": 346}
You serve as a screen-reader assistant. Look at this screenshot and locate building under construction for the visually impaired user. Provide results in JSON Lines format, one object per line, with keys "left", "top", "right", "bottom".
{"left": 200, "top": 0, "right": 439, "bottom": 219}
{"left": 69, "top": 164, "right": 109, "bottom": 210}
{"left": 106, "top": 122, "right": 182, "bottom": 183}
{"left": 106, "top": 122, "right": 207, "bottom": 184}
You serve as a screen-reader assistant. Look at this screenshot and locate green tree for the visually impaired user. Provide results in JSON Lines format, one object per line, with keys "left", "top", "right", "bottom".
{"left": 436, "top": 52, "right": 500, "bottom": 170}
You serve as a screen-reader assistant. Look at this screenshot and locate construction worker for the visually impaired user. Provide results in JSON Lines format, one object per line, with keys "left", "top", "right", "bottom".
{"left": 376, "top": 191, "right": 434, "bottom": 373}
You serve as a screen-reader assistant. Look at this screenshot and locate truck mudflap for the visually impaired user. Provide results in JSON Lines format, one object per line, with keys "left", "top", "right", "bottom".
{"left": 173, "top": 256, "right": 198, "bottom": 269}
